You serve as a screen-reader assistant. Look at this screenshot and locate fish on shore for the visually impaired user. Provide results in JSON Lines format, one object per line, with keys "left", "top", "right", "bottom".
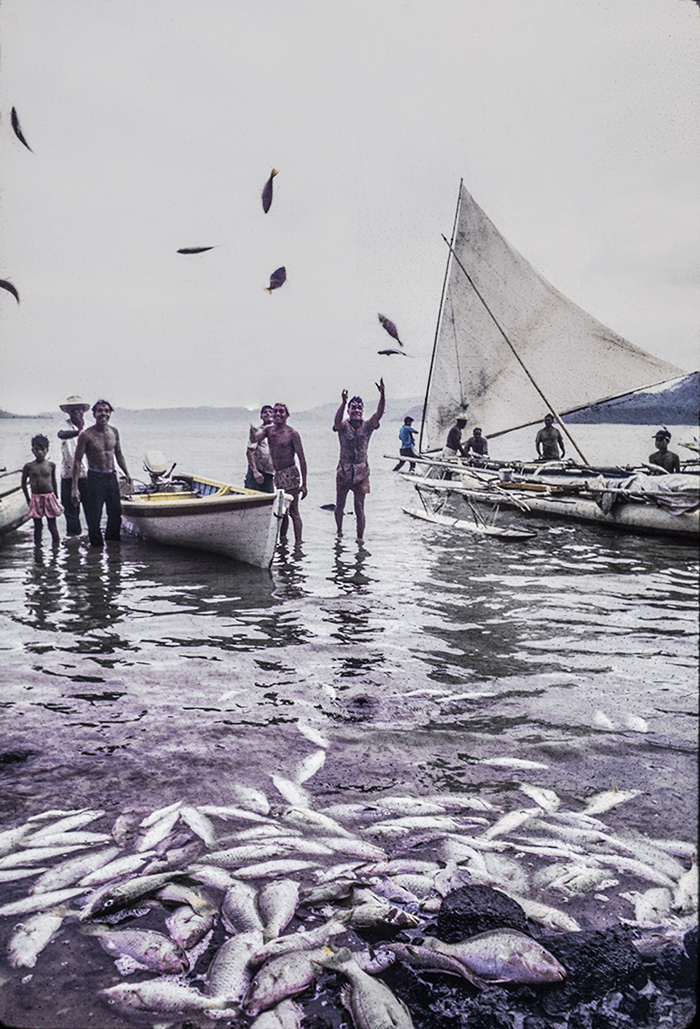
{"left": 312, "top": 947, "right": 416, "bottom": 1029}
{"left": 421, "top": 930, "right": 566, "bottom": 984}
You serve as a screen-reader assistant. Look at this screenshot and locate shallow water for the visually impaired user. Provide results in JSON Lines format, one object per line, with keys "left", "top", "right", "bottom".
{"left": 0, "top": 413, "right": 697, "bottom": 1026}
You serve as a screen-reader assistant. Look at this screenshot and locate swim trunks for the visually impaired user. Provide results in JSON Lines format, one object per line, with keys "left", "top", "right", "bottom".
{"left": 336, "top": 465, "right": 370, "bottom": 494}
{"left": 28, "top": 493, "right": 63, "bottom": 518}
{"left": 275, "top": 465, "right": 301, "bottom": 492}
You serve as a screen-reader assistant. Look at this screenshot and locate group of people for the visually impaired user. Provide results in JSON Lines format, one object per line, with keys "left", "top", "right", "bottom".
{"left": 21, "top": 392, "right": 682, "bottom": 551}
{"left": 22, "top": 396, "right": 131, "bottom": 549}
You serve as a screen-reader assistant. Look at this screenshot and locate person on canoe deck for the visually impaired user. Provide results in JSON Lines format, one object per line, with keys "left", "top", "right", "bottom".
{"left": 535, "top": 413, "right": 566, "bottom": 461}
{"left": 649, "top": 429, "right": 681, "bottom": 474}
{"left": 71, "top": 400, "right": 132, "bottom": 547}
{"left": 464, "top": 426, "right": 488, "bottom": 457}
{"left": 333, "top": 379, "right": 385, "bottom": 540}
{"left": 245, "top": 404, "right": 275, "bottom": 492}
{"left": 57, "top": 395, "right": 90, "bottom": 536}
{"left": 392, "top": 416, "right": 418, "bottom": 472}
{"left": 22, "top": 435, "right": 62, "bottom": 547}
{"left": 442, "top": 417, "right": 468, "bottom": 458}
{"left": 255, "top": 403, "right": 307, "bottom": 545}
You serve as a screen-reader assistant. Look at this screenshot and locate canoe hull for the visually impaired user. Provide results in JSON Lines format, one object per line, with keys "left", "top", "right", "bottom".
{"left": 0, "top": 480, "right": 30, "bottom": 538}
{"left": 122, "top": 478, "right": 290, "bottom": 567}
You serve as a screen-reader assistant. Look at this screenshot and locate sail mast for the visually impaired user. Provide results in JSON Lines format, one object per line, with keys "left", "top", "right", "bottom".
{"left": 420, "top": 181, "right": 464, "bottom": 453}
{"left": 441, "top": 234, "right": 590, "bottom": 464}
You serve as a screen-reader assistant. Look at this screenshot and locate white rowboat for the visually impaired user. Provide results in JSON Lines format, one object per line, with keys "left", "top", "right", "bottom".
{"left": 0, "top": 472, "right": 29, "bottom": 538}
{"left": 122, "top": 474, "right": 290, "bottom": 568}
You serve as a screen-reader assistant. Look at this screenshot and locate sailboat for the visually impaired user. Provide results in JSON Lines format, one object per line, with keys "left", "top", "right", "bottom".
{"left": 406, "top": 182, "right": 699, "bottom": 540}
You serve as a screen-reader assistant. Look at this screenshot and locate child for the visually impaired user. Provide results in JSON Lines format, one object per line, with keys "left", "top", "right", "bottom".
{"left": 22, "top": 435, "right": 62, "bottom": 545}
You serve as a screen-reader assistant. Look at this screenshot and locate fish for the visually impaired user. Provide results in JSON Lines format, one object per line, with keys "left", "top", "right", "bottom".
{"left": 547, "top": 865, "right": 619, "bottom": 896}
{"left": 100, "top": 979, "right": 233, "bottom": 1014}
{"left": 197, "top": 803, "right": 271, "bottom": 823}
{"left": 262, "top": 169, "right": 278, "bottom": 213}
{"left": 294, "top": 749, "right": 326, "bottom": 785}
{"left": 179, "top": 805, "right": 216, "bottom": 846}
{"left": 620, "top": 887, "right": 674, "bottom": 926}
{"left": 139, "top": 800, "right": 183, "bottom": 828}
{"left": 0, "top": 823, "right": 32, "bottom": 855}
{"left": 78, "top": 851, "right": 153, "bottom": 887}
{"left": 311, "top": 947, "right": 415, "bottom": 1029}
{"left": 205, "top": 930, "right": 263, "bottom": 1003}
{"left": 0, "top": 866, "right": 49, "bottom": 884}
{"left": 155, "top": 881, "right": 216, "bottom": 915}
{"left": 503, "top": 894, "right": 581, "bottom": 933}
{"left": 480, "top": 757, "right": 550, "bottom": 770}
{"left": 165, "top": 903, "right": 215, "bottom": 950}
{"left": 8, "top": 910, "right": 64, "bottom": 968}
{"left": 382, "top": 942, "right": 486, "bottom": 988}
{"left": 248, "top": 998, "right": 302, "bottom": 1028}
{"left": 250, "top": 919, "right": 345, "bottom": 966}
{"left": 518, "top": 783, "right": 561, "bottom": 813}
{"left": 581, "top": 789, "right": 640, "bottom": 816}
{"left": 244, "top": 947, "right": 325, "bottom": 1017}
{"left": 421, "top": 930, "right": 566, "bottom": 984}
{"left": 597, "top": 831, "right": 687, "bottom": 881}
{"left": 258, "top": 879, "right": 300, "bottom": 940}
{"left": 482, "top": 808, "right": 539, "bottom": 840}
{"left": 10, "top": 108, "right": 32, "bottom": 151}
{"left": 200, "top": 842, "right": 290, "bottom": 867}
{"left": 264, "top": 267, "right": 286, "bottom": 293}
{"left": 234, "top": 858, "right": 318, "bottom": 879}
{"left": 591, "top": 853, "right": 677, "bottom": 888}
{"left": 296, "top": 722, "right": 329, "bottom": 749}
{"left": 672, "top": 863, "right": 697, "bottom": 914}
{"left": 377, "top": 314, "right": 404, "bottom": 347}
{"left": 79, "top": 870, "right": 184, "bottom": 920}
{"left": 31, "top": 846, "right": 121, "bottom": 895}
{"left": 367, "top": 797, "right": 448, "bottom": 817}
{"left": 313, "top": 836, "right": 386, "bottom": 862}
{"left": 221, "top": 881, "right": 265, "bottom": 934}
{"left": 83, "top": 924, "right": 189, "bottom": 974}
{"left": 23, "top": 810, "right": 105, "bottom": 839}
{"left": 135, "top": 808, "right": 181, "bottom": 851}
{"left": 20, "top": 830, "right": 111, "bottom": 849}
{"left": 281, "top": 806, "right": 354, "bottom": 838}
{"left": 177, "top": 246, "right": 215, "bottom": 254}
{"left": 271, "top": 774, "right": 310, "bottom": 808}
{"left": 0, "top": 886, "right": 85, "bottom": 918}
{"left": 187, "top": 863, "right": 239, "bottom": 891}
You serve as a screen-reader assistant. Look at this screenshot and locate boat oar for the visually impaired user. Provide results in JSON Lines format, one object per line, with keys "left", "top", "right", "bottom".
{"left": 441, "top": 234, "right": 589, "bottom": 465}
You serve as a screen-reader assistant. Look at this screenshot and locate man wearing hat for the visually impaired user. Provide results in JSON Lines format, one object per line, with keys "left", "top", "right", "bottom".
{"left": 392, "top": 415, "right": 418, "bottom": 472}
{"left": 57, "top": 396, "right": 90, "bottom": 536}
{"left": 649, "top": 429, "right": 680, "bottom": 474}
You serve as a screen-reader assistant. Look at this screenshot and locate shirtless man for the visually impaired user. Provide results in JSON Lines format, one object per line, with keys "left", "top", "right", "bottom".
{"left": 648, "top": 429, "right": 680, "bottom": 474}
{"left": 257, "top": 402, "right": 307, "bottom": 544}
{"left": 71, "top": 400, "right": 131, "bottom": 547}
{"left": 333, "top": 379, "right": 385, "bottom": 540}
{"left": 535, "top": 413, "right": 565, "bottom": 461}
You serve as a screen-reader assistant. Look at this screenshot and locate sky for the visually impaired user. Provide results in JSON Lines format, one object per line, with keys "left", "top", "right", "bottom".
{"left": 0, "top": 0, "right": 698, "bottom": 416}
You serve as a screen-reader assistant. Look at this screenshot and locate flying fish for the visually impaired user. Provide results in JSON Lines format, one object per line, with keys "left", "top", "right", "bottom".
{"left": 377, "top": 349, "right": 406, "bottom": 357}
{"left": 0, "top": 279, "right": 20, "bottom": 304}
{"left": 11, "top": 108, "right": 32, "bottom": 151}
{"left": 262, "top": 169, "right": 278, "bottom": 213}
{"left": 177, "top": 246, "right": 215, "bottom": 255}
{"left": 264, "top": 266, "right": 286, "bottom": 293}
{"left": 378, "top": 313, "right": 403, "bottom": 346}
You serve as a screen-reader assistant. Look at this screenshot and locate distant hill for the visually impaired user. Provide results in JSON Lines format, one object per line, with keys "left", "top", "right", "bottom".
{"left": 564, "top": 372, "right": 699, "bottom": 425}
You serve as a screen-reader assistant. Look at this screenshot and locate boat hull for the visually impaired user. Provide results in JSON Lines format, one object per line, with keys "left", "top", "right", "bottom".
{"left": 0, "top": 478, "right": 30, "bottom": 538}
{"left": 122, "top": 477, "right": 290, "bottom": 567}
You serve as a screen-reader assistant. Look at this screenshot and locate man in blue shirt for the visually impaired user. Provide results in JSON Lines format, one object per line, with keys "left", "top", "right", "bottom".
{"left": 393, "top": 416, "right": 418, "bottom": 472}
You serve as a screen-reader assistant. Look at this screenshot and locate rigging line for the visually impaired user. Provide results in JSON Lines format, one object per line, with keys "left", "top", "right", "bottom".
{"left": 441, "top": 234, "right": 589, "bottom": 465}
{"left": 421, "top": 180, "right": 464, "bottom": 453}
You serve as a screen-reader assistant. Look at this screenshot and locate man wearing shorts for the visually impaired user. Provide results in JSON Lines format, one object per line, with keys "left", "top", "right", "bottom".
{"left": 333, "top": 378, "right": 385, "bottom": 540}
{"left": 257, "top": 403, "right": 307, "bottom": 545}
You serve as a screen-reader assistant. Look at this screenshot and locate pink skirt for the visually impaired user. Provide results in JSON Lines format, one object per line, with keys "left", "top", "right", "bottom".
{"left": 28, "top": 492, "right": 63, "bottom": 519}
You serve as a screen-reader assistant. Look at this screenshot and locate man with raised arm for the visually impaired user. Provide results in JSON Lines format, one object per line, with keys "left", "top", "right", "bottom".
{"left": 71, "top": 399, "right": 131, "bottom": 547}
{"left": 257, "top": 402, "right": 307, "bottom": 545}
{"left": 333, "top": 378, "right": 385, "bottom": 541}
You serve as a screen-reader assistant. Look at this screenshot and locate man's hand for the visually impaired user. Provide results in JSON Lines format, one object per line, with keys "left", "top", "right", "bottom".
{"left": 254, "top": 471, "right": 263, "bottom": 484}
{"left": 376, "top": 378, "right": 385, "bottom": 395}
{"left": 341, "top": 389, "right": 348, "bottom": 403}
{"left": 300, "top": 485, "right": 308, "bottom": 500}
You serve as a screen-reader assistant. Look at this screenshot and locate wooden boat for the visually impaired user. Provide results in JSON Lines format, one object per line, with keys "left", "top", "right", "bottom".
{"left": 0, "top": 471, "right": 29, "bottom": 538}
{"left": 122, "top": 470, "right": 291, "bottom": 568}
{"left": 409, "top": 182, "right": 699, "bottom": 541}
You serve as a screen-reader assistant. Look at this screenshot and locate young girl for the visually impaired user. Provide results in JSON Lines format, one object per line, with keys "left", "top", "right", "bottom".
{"left": 22, "top": 435, "right": 62, "bottom": 545}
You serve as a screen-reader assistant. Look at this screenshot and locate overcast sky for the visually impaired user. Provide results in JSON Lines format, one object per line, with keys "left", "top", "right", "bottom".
{"left": 1, "top": 0, "right": 698, "bottom": 415}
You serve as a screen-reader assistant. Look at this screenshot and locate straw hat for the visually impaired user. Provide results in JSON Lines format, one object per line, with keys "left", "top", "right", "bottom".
{"left": 60, "top": 395, "right": 90, "bottom": 412}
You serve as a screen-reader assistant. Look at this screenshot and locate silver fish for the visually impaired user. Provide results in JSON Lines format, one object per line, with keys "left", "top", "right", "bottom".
{"left": 281, "top": 806, "right": 353, "bottom": 838}
{"left": 136, "top": 809, "right": 181, "bottom": 852}
{"left": 32, "top": 846, "right": 120, "bottom": 895}
{"left": 249, "top": 998, "right": 302, "bottom": 1028}
{"left": 296, "top": 721, "right": 330, "bottom": 749}
{"left": 23, "top": 810, "right": 105, "bottom": 839}
{"left": 156, "top": 881, "right": 216, "bottom": 914}
{"left": 205, "top": 930, "right": 263, "bottom": 1003}
{"left": 423, "top": 931, "right": 566, "bottom": 984}
{"left": 234, "top": 858, "right": 318, "bottom": 879}
{"left": 139, "top": 800, "right": 183, "bottom": 828}
{"left": 314, "top": 836, "right": 386, "bottom": 861}
{"left": 8, "top": 910, "right": 64, "bottom": 968}
{"left": 83, "top": 924, "right": 189, "bottom": 973}
{"left": 382, "top": 941, "right": 485, "bottom": 988}
{"left": 592, "top": 853, "right": 677, "bottom": 888}
{"left": 166, "top": 903, "right": 215, "bottom": 950}
{"left": 0, "top": 887, "right": 85, "bottom": 918}
{"left": 100, "top": 979, "right": 232, "bottom": 1014}
{"left": 244, "top": 947, "right": 325, "bottom": 1017}
{"left": 620, "top": 887, "right": 674, "bottom": 926}
{"left": 179, "top": 805, "right": 216, "bottom": 846}
{"left": 294, "top": 749, "right": 326, "bottom": 785}
{"left": 0, "top": 823, "right": 33, "bottom": 856}
{"left": 251, "top": 919, "right": 345, "bottom": 965}
{"left": 480, "top": 757, "right": 549, "bottom": 770}
{"left": 78, "top": 850, "right": 153, "bottom": 887}
{"left": 368, "top": 797, "right": 448, "bottom": 816}
{"left": 222, "top": 881, "right": 264, "bottom": 934}
{"left": 270, "top": 774, "right": 309, "bottom": 808}
{"left": 80, "top": 871, "right": 183, "bottom": 920}
{"left": 187, "top": 863, "right": 240, "bottom": 891}
{"left": 198, "top": 804, "right": 272, "bottom": 823}
{"left": 0, "top": 866, "right": 48, "bottom": 884}
{"left": 518, "top": 783, "right": 561, "bottom": 813}
{"left": 203, "top": 843, "right": 292, "bottom": 867}
{"left": 258, "top": 879, "right": 300, "bottom": 940}
{"left": 0, "top": 844, "right": 87, "bottom": 869}
{"left": 482, "top": 808, "right": 539, "bottom": 840}
{"left": 582, "top": 789, "right": 640, "bottom": 816}
{"left": 673, "top": 863, "right": 697, "bottom": 914}
{"left": 504, "top": 894, "right": 581, "bottom": 933}
{"left": 312, "top": 946, "right": 415, "bottom": 1029}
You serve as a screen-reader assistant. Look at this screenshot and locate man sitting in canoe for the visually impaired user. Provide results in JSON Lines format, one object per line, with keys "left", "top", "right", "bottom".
{"left": 648, "top": 429, "right": 680, "bottom": 473}
{"left": 535, "top": 414, "right": 565, "bottom": 461}
{"left": 255, "top": 403, "right": 307, "bottom": 545}
{"left": 464, "top": 426, "right": 488, "bottom": 457}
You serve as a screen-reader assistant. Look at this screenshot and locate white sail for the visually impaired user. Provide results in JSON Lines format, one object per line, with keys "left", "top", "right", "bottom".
{"left": 421, "top": 183, "right": 685, "bottom": 451}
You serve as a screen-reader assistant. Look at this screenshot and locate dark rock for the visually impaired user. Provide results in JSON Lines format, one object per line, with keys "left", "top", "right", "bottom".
{"left": 436, "top": 884, "right": 529, "bottom": 940}
{"left": 591, "top": 991, "right": 640, "bottom": 1029}
{"left": 649, "top": 942, "right": 697, "bottom": 993}
{"left": 541, "top": 927, "right": 647, "bottom": 1013}
{"left": 683, "top": 926, "right": 697, "bottom": 966}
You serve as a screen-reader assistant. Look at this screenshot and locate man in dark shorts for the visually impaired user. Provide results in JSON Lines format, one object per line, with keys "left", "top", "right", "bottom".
{"left": 535, "top": 413, "right": 565, "bottom": 461}
{"left": 256, "top": 403, "right": 307, "bottom": 544}
{"left": 71, "top": 400, "right": 131, "bottom": 547}
{"left": 443, "top": 416, "right": 468, "bottom": 458}
{"left": 648, "top": 429, "right": 680, "bottom": 473}
{"left": 333, "top": 379, "right": 385, "bottom": 540}
{"left": 245, "top": 404, "right": 275, "bottom": 492}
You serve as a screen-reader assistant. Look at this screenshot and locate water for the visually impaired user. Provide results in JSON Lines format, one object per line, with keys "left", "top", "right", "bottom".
{"left": 0, "top": 412, "right": 697, "bottom": 1026}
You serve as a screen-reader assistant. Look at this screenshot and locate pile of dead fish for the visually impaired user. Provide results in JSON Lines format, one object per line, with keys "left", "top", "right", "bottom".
{"left": 0, "top": 725, "right": 696, "bottom": 1027}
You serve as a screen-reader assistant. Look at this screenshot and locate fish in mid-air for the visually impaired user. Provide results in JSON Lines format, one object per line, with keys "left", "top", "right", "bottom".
{"left": 264, "top": 266, "right": 286, "bottom": 293}
{"left": 0, "top": 279, "right": 20, "bottom": 303}
{"left": 11, "top": 108, "right": 32, "bottom": 151}
{"left": 177, "top": 246, "right": 215, "bottom": 254}
{"left": 262, "top": 169, "right": 278, "bottom": 213}
{"left": 378, "top": 313, "right": 403, "bottom": 347}
{"left": 377, "top": 349, "right": 405, "bottom": 357}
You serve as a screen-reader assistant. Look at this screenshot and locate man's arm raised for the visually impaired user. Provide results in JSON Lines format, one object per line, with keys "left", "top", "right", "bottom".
{"left": 333, "top": 390, "right": 348, "bottom": 432}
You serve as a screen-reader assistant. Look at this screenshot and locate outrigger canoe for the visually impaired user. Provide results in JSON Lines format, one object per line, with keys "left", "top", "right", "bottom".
{"left": 0, "top": 471, "right": 29, "bottom": 538}
{"left": 122, "top": 472, "right": 291, "bottom": 568}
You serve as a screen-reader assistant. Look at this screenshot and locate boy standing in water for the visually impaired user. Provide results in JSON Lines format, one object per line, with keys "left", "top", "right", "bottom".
{"left": 22, "top": 435, "right": 62, "bottom": 546}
